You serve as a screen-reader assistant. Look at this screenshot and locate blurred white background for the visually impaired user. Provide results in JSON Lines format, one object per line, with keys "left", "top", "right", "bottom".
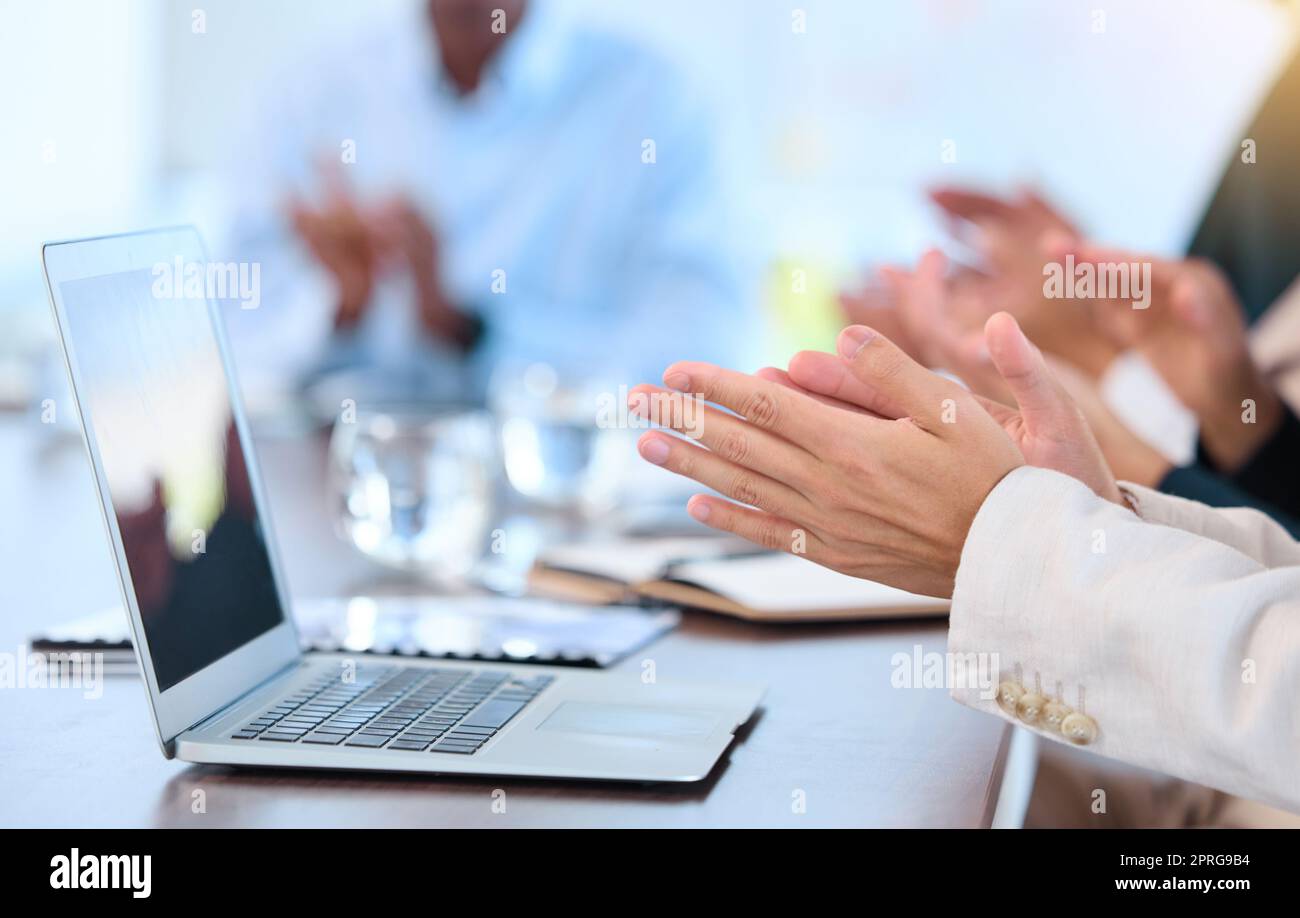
{"left": 1, "top": 0, "right": 1296, "bottom": 389}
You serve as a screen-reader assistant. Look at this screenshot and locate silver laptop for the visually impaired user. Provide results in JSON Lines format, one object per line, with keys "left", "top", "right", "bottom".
{"left": 42, "top": 227, "right": 762, "bottom": 782}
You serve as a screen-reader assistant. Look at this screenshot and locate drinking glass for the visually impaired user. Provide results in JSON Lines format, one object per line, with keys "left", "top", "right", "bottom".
{"left": 491, "top": 363, "right": 626, "bottom": 514}
{"left": 328, "top": 407, "right": 495, "bottom": 582}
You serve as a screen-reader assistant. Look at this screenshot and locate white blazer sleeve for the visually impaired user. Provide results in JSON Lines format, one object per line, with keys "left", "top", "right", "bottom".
{"left": 1118, "top": 481, "right": 1300, "bottom": 568}
{"left": 949, "top": 466, "right": 1300, "bottom": 813}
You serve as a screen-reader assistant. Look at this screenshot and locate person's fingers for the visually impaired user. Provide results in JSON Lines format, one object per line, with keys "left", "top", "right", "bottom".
{"left": 915, "top": 246, "right": 947, "bottom": 279}
{"left": 628, "top": 384, "right": 820, "bottom": 489}
{"left": 835, "top": 325, "right": 961, "bottom": 428}
{"left": 894, "top": 257, "right": 1010, "bottom": 401}
{"left": 984, "top": 311, "right": 1073, "bottom": 433}
{"left": 684, "top": 494, "right": 828, "bottom": 558}
{"left": 1059, "top": 240, "right": 1182, "bottom": 294}
{"left": 657, "top": 362, "right": 836, "bottom": 446}
{"left": 974, "top": 220, "right": 1026, "bottom": 271}
{"left": 288, "top": 203, "right": 356, "bottom": 271}
{"left": 1066, "top": 241, "right": 1172, "bottom": 322}
{"left": 1040, "top": 229, "right": 1076, "bottom": 263}
{"left": 838, "top": 282, "right": 895, "bottom": 317}
{"left": 285, "top": 191, "right": 310, "bottom": 221}
{"left": 1169, "top": 273, "right": 1213, "bottom": 331}
{"left": 883, "top": 249, "right": 968, "bottom": 365}
{"left": 871, "top": 264, "right": 1011, "bottom": 405}
{"left": 636, "top": 431, "right": 815, "bottom": 522}
{"left": 1017, "top": 188, "right": 1076, "bottom": 236}
{"left": 755, "top": 366, "right": 800, "bottom": 390}
{"left": 287, "top": 198, "right": 325, "bottom": 240}
{"left": 946, "top": 264, "right": 1003, "bottom": 329}
{"left": 1047, "top": 240, "right": 1163, "bottom": 344}
{"left": 362, "top": 207, "right": 403, "bottom": 260}
{"left": 929, "top": 189, "right": 1022, "bottom": 258}
{"left": 756, "top": 367, "right": 880, "bottom": 418}
{"left": 1170, "top": 260, "right": 1243, "bottom": 333}
{"left": 1059, "top": 238, "right": 1137, "bottom": 265}
{"left": 972, "top": 393, "right": 1018, "bottom": 428}
{"left": 787, "top": 350, "right": 907, "bottom": 419}
{"left": 1168, "top": 264, "right": 1255, "bottom": 371}
{"left": 837, "top": 282, "right": 919, "bottom": 356}
{"left": 316, "top": 155, "right": 357, "bottom": 211}
{"left": 372, "top": 195, "right": 432, "bottom": 247}
{"left": 928, "top": 187, "right": 1014, "bottom": 224}
{"left": 949, "top": 328, "right": 992, "bottom": 368}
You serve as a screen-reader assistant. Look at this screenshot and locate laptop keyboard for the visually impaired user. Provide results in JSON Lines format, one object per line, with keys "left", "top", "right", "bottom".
{"left": 229, "top": 664, "right": 553, "bottom": 755}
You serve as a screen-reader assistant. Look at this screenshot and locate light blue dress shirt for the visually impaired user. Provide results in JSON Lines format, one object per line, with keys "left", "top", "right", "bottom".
{"left": 221, "top": 1, "right": 759, "bottom": 402}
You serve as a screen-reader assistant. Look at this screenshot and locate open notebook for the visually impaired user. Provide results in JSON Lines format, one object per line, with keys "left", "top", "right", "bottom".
{"left": 529, "top": 537, "right": 949, "bottom": 623}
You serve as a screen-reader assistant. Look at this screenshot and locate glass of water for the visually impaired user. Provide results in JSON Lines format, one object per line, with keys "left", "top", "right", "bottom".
{"left": 490, "top": 363, "right": 626, "bottom": 514}
{"left": 328, "top": 407, "right": 495, "bottom": 583}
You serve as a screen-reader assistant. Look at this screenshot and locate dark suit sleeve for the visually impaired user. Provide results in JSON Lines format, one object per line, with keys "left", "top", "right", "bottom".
{"left": 1187, "top": 49, "right": 1300, "bottom": 323}
{"left": 1209, "top": 407, "right": 1300, "bottom": 511}
{"left": 1159, "top": 408, "right": 1300, "bottom": 538}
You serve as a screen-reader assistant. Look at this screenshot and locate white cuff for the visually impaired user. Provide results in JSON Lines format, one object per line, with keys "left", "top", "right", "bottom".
{"left": 948, "top": 466, "right": 1300, "bottom": 809}
{"left": 948, "top": 466, "right": 1126, "bottom": 755}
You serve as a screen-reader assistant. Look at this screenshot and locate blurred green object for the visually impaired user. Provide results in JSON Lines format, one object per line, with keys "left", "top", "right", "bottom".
{"left": 764, "top": 256, "right": 847, "bottom": 366}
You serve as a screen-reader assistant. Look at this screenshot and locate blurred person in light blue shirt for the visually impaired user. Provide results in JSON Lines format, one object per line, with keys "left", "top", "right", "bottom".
{"left": 220, "top": 0, "right": 759, "bottom": 405}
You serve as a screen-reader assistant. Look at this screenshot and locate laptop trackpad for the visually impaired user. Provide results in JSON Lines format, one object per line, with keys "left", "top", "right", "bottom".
{"left": 538, "top": 702, "right": 718, "bottom": 740}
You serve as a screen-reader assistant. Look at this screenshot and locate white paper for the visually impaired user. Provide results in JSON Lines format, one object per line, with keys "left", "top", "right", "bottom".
{"left": 668, "top": 552, "right": 946, "bottom": 613}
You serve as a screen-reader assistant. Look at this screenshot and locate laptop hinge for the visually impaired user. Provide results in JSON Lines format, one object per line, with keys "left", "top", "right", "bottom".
{"left": 183, "top": 658, "right": 305, "bottom": 734}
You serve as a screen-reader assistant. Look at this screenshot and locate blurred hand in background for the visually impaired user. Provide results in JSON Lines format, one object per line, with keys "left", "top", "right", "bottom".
{"left": 1059, "top": 241, "right": 1284, "bottom": 472}
{"left": 876, "top": 249, "right": 1013, "bottom": 404}
{"left": 287, "top": 162, "right": 383, "bottom": 331}
{"left": 926, "top": 185, "right": 1121, "bottom": 378}
{"left": 288, "top": 162, "right": 478, "bottom": 350}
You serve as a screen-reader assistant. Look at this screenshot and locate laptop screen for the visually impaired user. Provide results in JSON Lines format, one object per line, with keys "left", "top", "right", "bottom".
{"left": 58, "top": 267, "right": 286, "bottom": 691}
